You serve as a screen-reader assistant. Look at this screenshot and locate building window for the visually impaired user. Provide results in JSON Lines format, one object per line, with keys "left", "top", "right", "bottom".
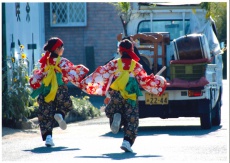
{"left": 50, "top": 2, "right": 87, "bottom": 27}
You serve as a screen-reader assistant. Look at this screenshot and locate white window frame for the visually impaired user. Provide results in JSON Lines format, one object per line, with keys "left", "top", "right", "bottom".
{"left": 50, "top": 2, "right": 87, "bottom": 27}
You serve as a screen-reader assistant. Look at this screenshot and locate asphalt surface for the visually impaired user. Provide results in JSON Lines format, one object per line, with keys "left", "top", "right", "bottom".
{"left": 2, "top": 80, "right": 229, "bottom": 163}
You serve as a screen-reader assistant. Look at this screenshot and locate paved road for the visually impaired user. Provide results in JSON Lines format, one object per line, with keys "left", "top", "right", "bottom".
{"left": 2, "top": 80, "right": 229, "bottom": 163}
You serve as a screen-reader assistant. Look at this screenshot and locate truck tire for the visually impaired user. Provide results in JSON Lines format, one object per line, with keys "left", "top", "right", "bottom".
{"left": 212, "top": 99, "right": 221, "bottom": 126}
{"left": 200, "top": 100, "right": 212, "bottom": 129}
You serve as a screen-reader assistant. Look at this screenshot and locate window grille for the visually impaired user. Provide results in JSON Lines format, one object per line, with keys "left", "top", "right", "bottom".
{"left": 50, "top": 2, "right": 87, "bottom": 27}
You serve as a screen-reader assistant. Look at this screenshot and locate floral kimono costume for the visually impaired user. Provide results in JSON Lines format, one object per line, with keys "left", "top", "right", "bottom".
{"left": 80, "top": 58, "right": 166, "bottom": 145}
{"left": 30, "top": 56, "right": 89, "bottom": 140}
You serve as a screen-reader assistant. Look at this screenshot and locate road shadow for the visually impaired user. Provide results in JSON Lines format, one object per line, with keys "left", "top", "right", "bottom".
{"left": 23, "top": 146, "right": 80, "bottom": 154}
{"left": 101, "top": 125, "right": 222, "bottom": 138}
{"left": 138, "top": 125, "right": 222, "bottom": 136}
{"left": 2, "top": 127, "right": 39, "bottom": 137}
{"left": 75, "top": 152, "right": 161, "bottom": 160}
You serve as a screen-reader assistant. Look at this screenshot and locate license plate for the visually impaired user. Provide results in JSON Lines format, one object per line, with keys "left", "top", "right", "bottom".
{"left": 145, "top": 92, "right": 168, "bottom": 105}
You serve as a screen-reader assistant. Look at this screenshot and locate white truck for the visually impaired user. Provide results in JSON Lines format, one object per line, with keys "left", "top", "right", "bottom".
{"left": 120, "top": 2, "right": 224, "bottom": 129}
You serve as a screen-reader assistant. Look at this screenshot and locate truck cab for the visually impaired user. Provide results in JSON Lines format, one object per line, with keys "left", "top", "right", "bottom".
{"left": 122, "top": 2, "right": 223, "bottom": 129}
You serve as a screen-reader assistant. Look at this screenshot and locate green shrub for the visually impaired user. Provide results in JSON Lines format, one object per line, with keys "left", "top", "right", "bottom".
{"left": 2, "top": 44, "right": 32, "bottom": 126}
{"left": 2, "top": 44, "right": 101, "bottom": 127}
{"left": 26, "top": 95, "right": 101, "bottom": 124}
{"left": 67, "top": 96, "right": 101, "bottom": 122}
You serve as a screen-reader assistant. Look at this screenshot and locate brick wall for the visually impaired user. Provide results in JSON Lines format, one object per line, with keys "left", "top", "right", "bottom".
{"left": 44, "top": 2, "right": 123, "bottom": 70}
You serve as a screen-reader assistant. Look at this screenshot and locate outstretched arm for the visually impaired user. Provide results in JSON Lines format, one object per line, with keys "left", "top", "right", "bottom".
{"left": 134, "top": 62, "right": 167, "bottom": 96}
{"left": 80, "top": 60, "right": 118, "bottom": 96}
{"left": 59, "top": 58, "right": 89, "bottom": 87}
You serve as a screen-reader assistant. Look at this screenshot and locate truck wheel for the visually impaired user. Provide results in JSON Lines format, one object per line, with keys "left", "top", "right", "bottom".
{"left": 200, "top": 100, "right": 212, "bottom": 129}
{"left": 212, "top": 99, "right": 221, "bottom": 126}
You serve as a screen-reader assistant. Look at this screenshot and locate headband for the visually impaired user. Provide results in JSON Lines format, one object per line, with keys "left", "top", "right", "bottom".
{"left": 51, "top": 39, "right": 63, "bottom": 52}
{"left": 39, "top": 38, "right": 63, "bottom": 68}
{"left": 119, "top": 46, "right": 140, "bottom": 62}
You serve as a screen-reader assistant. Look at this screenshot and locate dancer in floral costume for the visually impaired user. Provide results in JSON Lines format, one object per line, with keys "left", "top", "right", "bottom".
{"left": 29, "top": 37, "right": 89, "bottom": 147}
{"left": 80, "top": 39, "right": 167, "bottom": 152}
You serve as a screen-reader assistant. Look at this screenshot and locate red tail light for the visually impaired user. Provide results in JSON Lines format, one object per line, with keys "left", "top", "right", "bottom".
{"left": 188, "top": 90, "right": 203, "bottom": 97}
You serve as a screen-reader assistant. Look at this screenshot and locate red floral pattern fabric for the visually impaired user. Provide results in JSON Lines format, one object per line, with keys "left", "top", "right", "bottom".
{"left": 29, "top": 57, "right": 89, "bottom": 89}
{"left": 80, "top": 58, "right": 167, "bottom": 96}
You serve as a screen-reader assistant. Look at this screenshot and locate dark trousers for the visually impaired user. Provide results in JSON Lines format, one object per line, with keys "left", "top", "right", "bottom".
{"left": 37, "top": 85, "right": 73, "bottom": 141}
{"left": 105, "top": 90, "right": 139, "bottom": 146}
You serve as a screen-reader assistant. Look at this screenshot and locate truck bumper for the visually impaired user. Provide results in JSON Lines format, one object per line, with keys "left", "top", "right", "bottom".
{"left": 138, "top": 99, "right": 208, "bottom": 119}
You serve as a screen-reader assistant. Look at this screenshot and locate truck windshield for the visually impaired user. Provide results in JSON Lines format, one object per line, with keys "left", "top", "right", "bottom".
{"left": 137, "top": 20, "right": 190, "bottom": 40}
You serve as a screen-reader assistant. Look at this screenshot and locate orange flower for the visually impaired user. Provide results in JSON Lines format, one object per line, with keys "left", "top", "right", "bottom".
{"left": 21, "top": 53, "right": 26, "bottom": 59}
